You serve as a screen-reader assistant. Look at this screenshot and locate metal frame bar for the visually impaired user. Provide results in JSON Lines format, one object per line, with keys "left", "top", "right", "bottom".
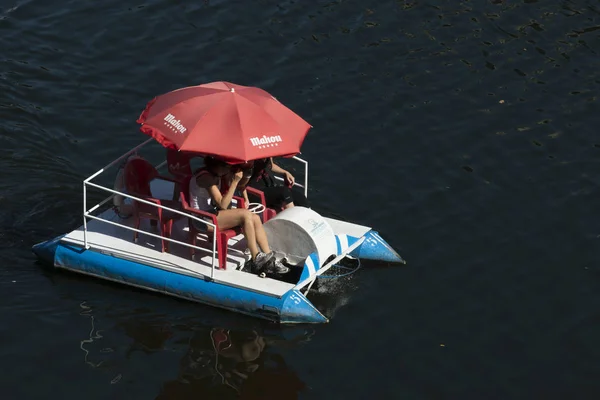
{"left": 85, "top": 214, "right": 211, "bottom": 255}
{"left": 87, "top": 193, "right": 116, "bottom": 214}
{"left": 84, "top": 183, "right": 220, "bottom": 277}
{"left": 81, "top": 141, "right": 223, "bottom": 275}
{"left": 81, "top": 141, "right": 312, "bottom": 279}
{"left": 271, "top": 156, "right": 309, "bottom": 199}
{"left": 83, "top": 138, "right": 154, "bottom": 254}
{"left": 84, "top": 138, "right": 153, "bottom": 184}
{"left": 292, "top": 156, "right": 309, "bottom": 199}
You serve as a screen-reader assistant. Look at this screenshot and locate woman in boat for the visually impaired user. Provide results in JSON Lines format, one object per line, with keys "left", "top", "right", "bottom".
{"left": 233, "top": 158, "right": 309, "bottom": 212}
{"left": 189, "top": 156, "right": 288, "bottom": 274}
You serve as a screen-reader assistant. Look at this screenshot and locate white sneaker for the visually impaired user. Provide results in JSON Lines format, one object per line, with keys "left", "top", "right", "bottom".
{"left": 266, "top": 258, "right": 289, "bottom": 274}
{"left": 254, "top": 252, "right": 275, "bottom": 269}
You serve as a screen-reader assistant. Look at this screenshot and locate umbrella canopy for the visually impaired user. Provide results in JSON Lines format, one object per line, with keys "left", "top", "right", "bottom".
{"left": 136, "top": 81, "right": 312, "bottom": 163}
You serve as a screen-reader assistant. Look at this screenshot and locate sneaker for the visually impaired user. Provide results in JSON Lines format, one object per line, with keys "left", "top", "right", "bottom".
{"left": 241, "top": 258, "right": 254, "bottom": 272}
{"left": 254, "top": 252, "right": 275, "bottom": 269}
{"left": 264, "top": 258, "right": 290, "bottom": 274}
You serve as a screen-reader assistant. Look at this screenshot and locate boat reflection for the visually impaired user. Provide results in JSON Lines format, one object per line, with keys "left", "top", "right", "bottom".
{"left": 156, "top": 327, "right": 309, "bottom": 399}
{"left": 76, "top": 298, "right": 311, "bottom": 399}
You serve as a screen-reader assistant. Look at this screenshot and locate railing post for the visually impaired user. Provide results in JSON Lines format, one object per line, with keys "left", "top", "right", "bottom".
{"left": 211, "top": 230, "right": 217, "bottom": 279}
{"left": 83, "top": 181, "right": 88, "bottom": 249}
{"left": 292, "top": 156, "right": 309, "bottom": 199}
{"left": 304, "top": 160, "right": 308, "bottom": 199}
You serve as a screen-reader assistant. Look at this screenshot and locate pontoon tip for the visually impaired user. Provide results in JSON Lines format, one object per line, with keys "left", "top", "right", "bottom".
{"left": 351, "top": 230, "right": 405, "bottom": 264}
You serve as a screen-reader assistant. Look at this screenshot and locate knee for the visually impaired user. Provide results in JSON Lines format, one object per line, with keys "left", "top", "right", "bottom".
{"left": 252, "top": 213, "right": 262, "bottom": 225}
{"left": 241, "top": 209, "right": 253, "bottom": 222}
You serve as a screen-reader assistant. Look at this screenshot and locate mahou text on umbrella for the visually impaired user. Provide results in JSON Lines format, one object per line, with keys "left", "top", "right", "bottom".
{"left": 163, "top": 114, "right": 187, "bottom": 134}
{"left": 249, "top": 135, "right": 283, "bottom": 147}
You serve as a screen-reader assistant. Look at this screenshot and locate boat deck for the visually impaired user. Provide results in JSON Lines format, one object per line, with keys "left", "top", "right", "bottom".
{"left": 61, "top": 179, "right": 372, "bottom": 298}
{"left": 61, "top": 209, "right": 296, "bottom": 297}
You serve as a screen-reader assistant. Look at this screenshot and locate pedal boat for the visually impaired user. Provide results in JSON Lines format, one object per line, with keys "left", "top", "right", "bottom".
{"left": 32, "top": 139, "right": 405, "bottom": 323}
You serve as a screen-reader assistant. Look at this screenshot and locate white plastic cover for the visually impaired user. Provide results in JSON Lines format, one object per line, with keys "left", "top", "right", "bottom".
{"left": 263, "top": 207, "right": 338, "bottom": 267}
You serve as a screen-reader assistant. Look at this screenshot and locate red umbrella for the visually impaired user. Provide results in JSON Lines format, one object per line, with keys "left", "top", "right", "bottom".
{"left": 136, "top": 81, "right": 312, "bottom": 163}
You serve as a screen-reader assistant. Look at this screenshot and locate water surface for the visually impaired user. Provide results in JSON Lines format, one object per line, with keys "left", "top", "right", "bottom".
{"left": 1, "top": 0, "right": 600, "bottom": 398}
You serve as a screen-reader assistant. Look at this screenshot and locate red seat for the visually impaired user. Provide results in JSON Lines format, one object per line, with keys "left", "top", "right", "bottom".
{"left": 180, "top": 175, "right": 242, "bottom": 270}
{"left": 166, "top": 149, "right": 195, "bottom": 200}
{"left": 166, "top": 148, "right": 193, "bottom": 179}
{"left": 124, "top": 158, "right": 181, "bottom": 253}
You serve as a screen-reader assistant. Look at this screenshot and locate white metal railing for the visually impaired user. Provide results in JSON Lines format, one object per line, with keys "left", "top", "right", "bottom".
{"left": 83, "top": 182, "right": 220, "bottom": 277}
{"left": 82, "top": 142, "right": 222, "bottom": 278}
{"left": 293, "top": 156, "right": 308, "bottom": 199}
{"left": 81, "top": 140, "right": 312, "bottom": 282}
{"left": 82, "top": 139, "right": 155, "bottom": 249}
{"left": 83, "top": 138, "right": 153, "bottom": 185}
{"left": 270, "top": 156, "right": 308, "bottom": 199}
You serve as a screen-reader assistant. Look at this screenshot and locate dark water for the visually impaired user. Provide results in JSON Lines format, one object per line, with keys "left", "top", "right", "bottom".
{"left": 2, "top": 0, "right": 600, "bottom": 398}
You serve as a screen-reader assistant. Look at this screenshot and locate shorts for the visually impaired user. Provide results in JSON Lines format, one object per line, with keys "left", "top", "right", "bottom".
{"left": 260, "top": 185, "right": 310, "bottom": 209}
{"left": 191, "top": 207, "right": 218, "bottom": 231}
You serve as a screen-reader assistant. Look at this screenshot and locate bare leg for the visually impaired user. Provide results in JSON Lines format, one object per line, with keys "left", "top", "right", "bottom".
{"left": 252, "top": 213, "right": 271, "bottom": 254}
{"left": 283, "top": 201, "right": 295, "bottom": 209}
{"left": 216, "top": 209, "right": 260, "bottom": 259}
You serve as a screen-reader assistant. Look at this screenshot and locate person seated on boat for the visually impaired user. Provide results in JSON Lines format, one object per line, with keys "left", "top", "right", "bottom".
{"left": 220, "top": 161, "right": 254, "bottom": 209}
{"left": 236, "top": 158, "right": 309, "bottom": 212}
{"left": 189, "top": 156, "right": 289, "bottom": 274}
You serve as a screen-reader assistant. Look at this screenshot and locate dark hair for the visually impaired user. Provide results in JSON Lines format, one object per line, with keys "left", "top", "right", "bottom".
{"left": 204, "top": 156, "right": 229, "bottom": 172}
{"left": 230, "top": 161, "right": 254, "bottom": 173}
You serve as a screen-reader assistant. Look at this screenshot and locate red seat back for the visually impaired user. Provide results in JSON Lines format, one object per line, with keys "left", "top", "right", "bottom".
{"left": 124, "top": 158, "right": 158, "bottom": 197}
{"left": 167, "top": 149, "right": 193, "bottom": 178}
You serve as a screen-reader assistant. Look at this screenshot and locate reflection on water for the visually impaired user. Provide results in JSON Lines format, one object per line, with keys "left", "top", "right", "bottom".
{"left": 79, "top": 301, "right": 106, "bottom": 369}
{"left": 157, "top": 328, "right": 309, "bottom": 399}
{"left": 77, "top": 299, "right": 311, "bottom": 399}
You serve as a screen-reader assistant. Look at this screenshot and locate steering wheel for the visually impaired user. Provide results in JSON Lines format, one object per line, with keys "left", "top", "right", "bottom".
{"left": 247, "top": 202, "right": 265, "bottom": 214}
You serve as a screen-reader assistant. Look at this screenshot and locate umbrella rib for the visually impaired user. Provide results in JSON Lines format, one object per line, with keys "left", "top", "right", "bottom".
{"left": 149, "top": 88, "right": 226, "bottom": 126}
{"left": 185, "top": 97, "right": 216, "bottom": 137}
{"left": 183, "top": 92, "right": 237, "bottom": 155}
{"left": 233, "top": 94, "right": 283, "bottom": 162}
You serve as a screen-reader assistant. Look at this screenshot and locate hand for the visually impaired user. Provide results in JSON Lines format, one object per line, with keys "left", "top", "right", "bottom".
{"left": 232, "top": 170, "right": 243, "bottom": 182}
{"left": 284, "top": 171, "right": 295, "bottom": 187}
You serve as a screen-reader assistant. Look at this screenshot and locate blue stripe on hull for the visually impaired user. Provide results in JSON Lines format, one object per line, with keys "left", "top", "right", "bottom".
{"left": 298, "top": 252, "right": 320, "bottom": 283}
{"left": 32, "top": 234, "right": 64, "bottom": 265}
{"left": 32, "top": 237, "right": 327, "bottom": 324}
